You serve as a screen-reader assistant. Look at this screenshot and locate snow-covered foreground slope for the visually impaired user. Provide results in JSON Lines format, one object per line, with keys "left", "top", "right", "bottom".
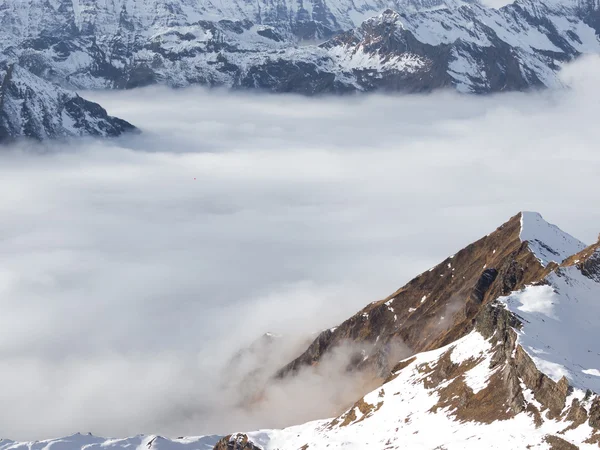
{"left": 251, "top": 330, "right": 599, "bottom": 449}
{"left": 1, "top": 0, "right": 600, "bottom": 93}
{"left": 0, "top": 65, "right": 135, "bottom": 141}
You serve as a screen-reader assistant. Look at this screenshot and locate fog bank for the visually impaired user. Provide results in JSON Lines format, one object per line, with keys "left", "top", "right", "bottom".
{"left": 1, "top": 56, "right": 600, "bottom": 440}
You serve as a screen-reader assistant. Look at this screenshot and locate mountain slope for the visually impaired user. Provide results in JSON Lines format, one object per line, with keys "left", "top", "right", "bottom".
{"left": 229, "top": 214, "right": 600, "bottom": 449}
{"left": 501, "top": 248, "right": 600, "bottom": 394}
{"left": 1, "top": 0, "right": 599, "bottom": 93}
{"left": 276, "top": 212, "right": 569, "bottom": 382}
{"left": 243, "top": 306, "right": 600, "bottom": 448}
{"left": 0, "top": 64, "right": 135, "bottom": 142}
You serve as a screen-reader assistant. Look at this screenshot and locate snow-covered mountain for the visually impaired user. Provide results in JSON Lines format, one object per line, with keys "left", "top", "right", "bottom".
{"left": 223, "top": 212, "right": 600, "bottom": 448}
{"left": 1, "top": 0, "right": 600, "bottom": 93}
{"left": 4, "top": 212, "right": 599, "bottom": 448}
{"left": 0, "top": 64, "right": 135, "bottom": 142}
{"left": 2, "top": 0, "right": 600, "bottom": 139}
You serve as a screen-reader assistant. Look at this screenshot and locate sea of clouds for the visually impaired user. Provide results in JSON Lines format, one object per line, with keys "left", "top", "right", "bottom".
{"left": 1, "top": 56, "right": 600, "bottom": 441}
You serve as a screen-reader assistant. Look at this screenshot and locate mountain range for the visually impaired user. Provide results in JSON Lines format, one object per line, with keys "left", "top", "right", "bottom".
{"left": 2, "top": 211, "right": 599, "bottom": 448}
{"left": 2, "top": 0, "right": 600, "bottom": 139}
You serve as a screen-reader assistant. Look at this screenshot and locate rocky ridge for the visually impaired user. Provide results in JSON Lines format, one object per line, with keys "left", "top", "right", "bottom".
{"left": 0, "top": 64, "right": 135, "bottom": 142}
{"left": 228, "top": 211, "right": 600, "bottom": 448}
{"left": 276, "top": 212, "right": 579, "bottom": 381}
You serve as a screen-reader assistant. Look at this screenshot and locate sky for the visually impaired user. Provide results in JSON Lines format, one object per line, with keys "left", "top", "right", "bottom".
{"left": 1, "top": 56, "right": 600, "bottom": 441}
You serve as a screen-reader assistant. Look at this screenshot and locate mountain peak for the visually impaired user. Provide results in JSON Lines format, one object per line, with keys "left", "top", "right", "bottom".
{"left": 518, "top": 211, "right": 586, "bottom": 266}
{"left": 275, "top": 211, "right": 550, "bottom": 381}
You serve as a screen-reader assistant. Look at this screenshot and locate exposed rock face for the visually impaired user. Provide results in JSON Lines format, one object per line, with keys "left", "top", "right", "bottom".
{"left": 565, "top": 240, "right": 600, "bottom": 282}
{"left": 0, "top": 64, "right": 135, "bottom": 142}
{"left": 212, "top": 434, "right": 262, "bottom": 450}
{"left": 475, "top": 303, "right": 577, "bottom": 422}
{"left": 590, "top": 398, "right": 600, "bottom": 428}
{"left": 2, "top": 0, "right": 600, "bottom": 94}
{"left": 545, "top": 435, "right": 580, "bottom": 450}
{"left": 277, "top": 212, "right": 550, "bottom": 380}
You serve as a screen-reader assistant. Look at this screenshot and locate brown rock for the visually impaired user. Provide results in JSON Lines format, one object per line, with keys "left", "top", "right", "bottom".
{"left": 544, "top": 435, "right": 579, "bottom": 450}
{"left": 212, "top": 434, "right": 262, "bottom": 450}
{"left": 561, "top": 399, "right": 588, "bottom": 433}
{"left": 589, "top": 398, "right": 600, "bottom": 430}
{"left": 277, "top": 213, "right": 550, "bottom": 382}
{"left": 514, "top": 346, "right": 571, "bottom": 419}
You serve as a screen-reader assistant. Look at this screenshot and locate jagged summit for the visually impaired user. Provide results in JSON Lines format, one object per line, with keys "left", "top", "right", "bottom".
{"left": 519, "top": 211, "right": 587, "bottom": 266}
{"left": 275, "top": 212, "right": 557, "bottom": 381}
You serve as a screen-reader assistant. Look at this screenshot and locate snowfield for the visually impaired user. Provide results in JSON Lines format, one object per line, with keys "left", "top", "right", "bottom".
{"left": 520, "top": 211, "right": 587, "bottom": 266}
{"left": 254, "top": 341, "right": 593, "bottom": 449}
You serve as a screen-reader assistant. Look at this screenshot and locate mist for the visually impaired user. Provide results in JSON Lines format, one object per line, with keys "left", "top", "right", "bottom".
{"left": 1, "top": 56, "right": 600, "bottom": 441}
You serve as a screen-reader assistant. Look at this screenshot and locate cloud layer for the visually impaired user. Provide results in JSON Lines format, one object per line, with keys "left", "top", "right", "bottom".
{"left": 1, "top": 56, "right": 600, "bottom": 441}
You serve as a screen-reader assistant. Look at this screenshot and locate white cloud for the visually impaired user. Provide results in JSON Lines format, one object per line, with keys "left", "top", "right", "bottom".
{"left": 2, "top": 56, "right": 600, "bottom": 441}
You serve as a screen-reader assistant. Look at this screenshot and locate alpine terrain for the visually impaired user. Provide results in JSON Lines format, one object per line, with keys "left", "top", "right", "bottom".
{"left": 3, "top": 0, "right": 600, "bottom": 138}
{"left": 2, "top": 211, "right": 599, "bottom": 449}
{"left": 2, "top": 0, "right": 600, "bottom": 94}
{"left": 0, "top": 64, "right": 136, "bottom": 142}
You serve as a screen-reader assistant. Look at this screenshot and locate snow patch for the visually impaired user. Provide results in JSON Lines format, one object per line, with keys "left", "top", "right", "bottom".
{"left": 500, "top": 265, "right": 600, "bottom": 392}
{"left": 519, "top": 211, "right": 586, "bottom": 266}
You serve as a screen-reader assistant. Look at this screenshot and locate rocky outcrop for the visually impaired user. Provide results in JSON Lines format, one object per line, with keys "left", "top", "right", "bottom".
{"left": 544, "top": 435, "right": 580, "bottom": 450}
{"left": 563, "top": 239, "right": 600, "bottom": 282}
{"left": 212, "top": 434, "right": 262, "bottom": 450}
{"left": 377, "top": 300, "right": 600, "bottom": 437}
{"left": 590, "top": 398, "right": 600, "bottom": 429}
{"left": 474, "top": 303, "right": 579, "bottom": 421}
